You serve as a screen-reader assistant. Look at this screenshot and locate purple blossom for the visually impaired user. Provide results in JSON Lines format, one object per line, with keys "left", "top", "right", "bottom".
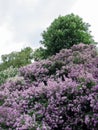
{"left": 0, "top": 43, "right": 98, "bottom": 129}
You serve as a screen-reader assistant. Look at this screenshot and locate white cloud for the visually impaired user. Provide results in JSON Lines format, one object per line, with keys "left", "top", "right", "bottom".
{"left": 0, "top": 23, "right": 12, "bottom": 45}
{"left": 70, "top": 0, "right": 98, "bottom": 41}
{"left": 0, "top": 0, "right": 98, "bottom": 60}
{"left": 0, "top": 22, "right": 28, "bottom": 57}
{"left": 0, "top": 0, "right": 76, "bottom": 59}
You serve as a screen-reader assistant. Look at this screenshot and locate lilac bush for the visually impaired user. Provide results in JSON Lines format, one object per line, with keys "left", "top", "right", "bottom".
{"left": 0, "top": 43, "right": 98, "bottom": 130}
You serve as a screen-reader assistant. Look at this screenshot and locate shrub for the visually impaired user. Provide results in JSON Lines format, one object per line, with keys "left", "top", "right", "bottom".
{"left": 0, "top": 43, "right": 98, "bottom": 130}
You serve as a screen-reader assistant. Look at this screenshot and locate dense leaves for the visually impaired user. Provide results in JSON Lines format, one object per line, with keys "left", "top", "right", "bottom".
{"left": 33, "top": 47, "right": 48, "bottom": 61}
{"left": 0, "top": 47, "right": 33, "bottom": 71}
{"left": 0, "top": 43, "right": 98, "bottom": 130}
{"left": 0, "top": 66, "right": 18, "bottom": 85}
{"left": 36, "top": 14, "right": 95, "bottom": 59}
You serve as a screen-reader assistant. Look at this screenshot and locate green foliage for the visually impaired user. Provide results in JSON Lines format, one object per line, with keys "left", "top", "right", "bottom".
{"left": 40, "top": 13, "right": 95, "bottom": 58}
{"left": 0, "top": 66, "right": 18, "bottom": 85}
{"left": 73, "top": 55, "right": 82, "bottom": 64}
{"left": 0, "top": 100, "right": 4, "bottom": 106}
{"left": 33, "top": 47, "right": 47, "bottom": 61}
{"left": 0, "top": 47, "right": 33, "bottom": 71}
{"left": 48, "top": 61, "right": 63, "bottom": 75}
{"left": 86, "top": 81, "right": 96, "bottom": 88}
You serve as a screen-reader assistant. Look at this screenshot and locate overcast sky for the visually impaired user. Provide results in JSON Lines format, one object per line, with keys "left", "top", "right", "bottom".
{"left": 0, "top": 0, "right": 98, "bottom": 58}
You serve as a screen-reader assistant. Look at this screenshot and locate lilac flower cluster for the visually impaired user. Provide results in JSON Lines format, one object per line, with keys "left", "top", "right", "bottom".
{"left": 0, "top": 43, "right": 98, "bottom": 130}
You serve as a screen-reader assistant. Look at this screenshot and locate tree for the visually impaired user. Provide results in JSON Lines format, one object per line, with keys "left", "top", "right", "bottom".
{"left": 0, "top": 47, "right": 33, "bottom": 71}
{"left": 41, "top": 13, "right": 95, "bottom": 57}
{"left": 33, "top": 47, "right": 48, "bottom": 61}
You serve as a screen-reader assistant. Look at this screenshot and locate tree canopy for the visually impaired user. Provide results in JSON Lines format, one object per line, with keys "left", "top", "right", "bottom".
{"left": 0, "top": 47, "right": 33, "bottom": 71}
{"left": 33, "top": 47, "right": 48, "bottom": 61}
{"left": 39, "top": 13, "right": 95, "bottom": 58}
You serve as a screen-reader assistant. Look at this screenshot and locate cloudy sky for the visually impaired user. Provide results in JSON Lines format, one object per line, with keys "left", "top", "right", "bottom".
{"left": 0, "top": 0, "right": 98, "bottom": 58}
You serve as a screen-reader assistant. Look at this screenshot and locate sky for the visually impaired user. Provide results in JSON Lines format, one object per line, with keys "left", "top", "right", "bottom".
{"left": 0, "top": 0, "right": 98, "bottom": 59}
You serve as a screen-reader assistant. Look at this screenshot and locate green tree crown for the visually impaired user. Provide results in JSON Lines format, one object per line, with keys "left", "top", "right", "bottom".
{"left": 41, "top": 13, "right": 95, "bottom": 57}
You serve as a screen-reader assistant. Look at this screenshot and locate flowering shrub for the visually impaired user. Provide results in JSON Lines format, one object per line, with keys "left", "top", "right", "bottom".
{"left": 0, "top": 43, "right": 98, "bottom": 130}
